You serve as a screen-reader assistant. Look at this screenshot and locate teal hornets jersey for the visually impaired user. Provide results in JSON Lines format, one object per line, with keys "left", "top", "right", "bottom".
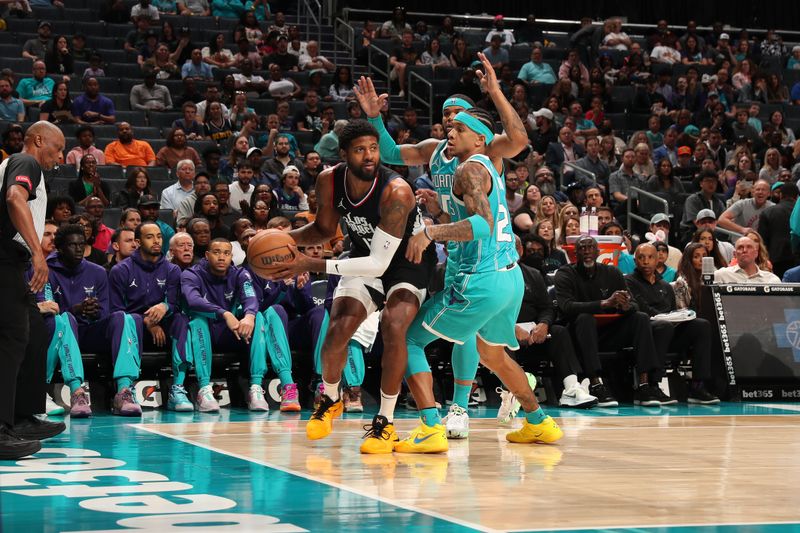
{"left": 450, "top": 154, "right": 518, "bottom": 274}
{"left": 429, "top": 139, "right": 462, "bottom": 266}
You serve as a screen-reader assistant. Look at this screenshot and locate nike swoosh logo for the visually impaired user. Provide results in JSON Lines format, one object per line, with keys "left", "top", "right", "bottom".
{"left": 413, "top": 433, "right": 437, "bottom": 445}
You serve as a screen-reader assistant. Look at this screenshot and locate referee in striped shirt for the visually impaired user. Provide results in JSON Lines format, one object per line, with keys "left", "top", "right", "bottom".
{"left": 0, "top": 121, "right": 66, "bottom": 460}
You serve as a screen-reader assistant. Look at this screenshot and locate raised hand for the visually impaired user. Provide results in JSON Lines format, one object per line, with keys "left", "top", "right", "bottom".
{"left": 475, "top": 52, "right": 500, "bottom": 94}
{"left": 354, "top": 76, "right": 388, "bottom": 118}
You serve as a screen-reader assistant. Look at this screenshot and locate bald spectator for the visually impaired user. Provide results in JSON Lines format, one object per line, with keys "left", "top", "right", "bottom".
{"left": 714, "top": 237, "right": 781, "bottom": 283}
{"left": 16, "top": 61, "right": 54, "bottom": 107}
{"left": 718, "top": 179, "right": 774, "bottom": 234}
{"left": 71, "top": 77, "right": 116, "bottom": 124}
{"left": 299, "top": 40, "right": 334, "bottom": 72}
{"left": 104, "top": 123, "right": 156, "bottom": 167}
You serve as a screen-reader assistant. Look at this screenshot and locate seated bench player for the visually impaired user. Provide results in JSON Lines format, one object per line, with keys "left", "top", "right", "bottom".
{"left": 108, "top": 222, "right": 195, "bottom": 411}
{"left": 41, "top": 224, "right": 143, "bottom": 416}
{"left": 181, "top": 237, "right": 271, "bottom": 411}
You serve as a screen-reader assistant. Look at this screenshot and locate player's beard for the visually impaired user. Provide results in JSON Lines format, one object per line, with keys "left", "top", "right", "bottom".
{"left": 350, "top": 160, "right": 377, "bottom": 181}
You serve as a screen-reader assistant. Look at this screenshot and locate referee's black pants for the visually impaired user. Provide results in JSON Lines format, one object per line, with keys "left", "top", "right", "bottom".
{"left": 0, "top": 262, "right": 46, "bottom": 426}
{"left": 570, "top": 312, "right": 661, "bottom": 379}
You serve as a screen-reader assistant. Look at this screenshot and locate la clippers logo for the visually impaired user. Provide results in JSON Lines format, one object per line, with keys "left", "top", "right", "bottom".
{"left": 15, "top": 175, "right": 32, "bottom": 189}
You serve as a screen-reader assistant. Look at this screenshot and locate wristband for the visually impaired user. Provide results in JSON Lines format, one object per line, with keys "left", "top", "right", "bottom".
{"left": 467, "top": 214, "right": 491, "bottom": 240}
{"left": 423, "top": 225, "right": 434, "bottom": 241}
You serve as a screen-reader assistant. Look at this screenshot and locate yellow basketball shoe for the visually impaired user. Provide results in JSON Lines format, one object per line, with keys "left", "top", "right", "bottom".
{"left": 394, "top": 422, "right": 448, "bottom": 454}
{"left": 360, "top": 415, "right": 399, "bottom": 454}
{"left": 506, "top": 415, "right": 563, "bottom": 444}
{"left": 306, "top": 395, "right": 343, "bottom": 441}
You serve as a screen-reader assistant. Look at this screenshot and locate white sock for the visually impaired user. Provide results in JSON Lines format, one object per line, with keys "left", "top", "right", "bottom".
{"left": 377, "top": 390, "right": 399, "bottom": 422}
{"left": 563, "top": 374, "right": 579, "bottom": 390}
{"left": 323, "top": 380, "right": 340, "bottom": 401}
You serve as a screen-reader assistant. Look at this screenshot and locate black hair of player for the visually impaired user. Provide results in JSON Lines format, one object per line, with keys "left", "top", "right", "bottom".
{"left": 134, "top": 221, "right": 159, "bottom": 240}
{"left": 54, "top": 223, "right": 85, "bottom": 250}
{"left": 338, "top": 119, "right": 379, "bottom": 152}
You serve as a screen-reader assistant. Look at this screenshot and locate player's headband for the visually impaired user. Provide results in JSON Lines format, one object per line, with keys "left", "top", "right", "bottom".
{"left": 453, "top": 111, "right": 494, "bottom": 145}
{"left": 441, "top": 97, "right": 473, "bottom": 113}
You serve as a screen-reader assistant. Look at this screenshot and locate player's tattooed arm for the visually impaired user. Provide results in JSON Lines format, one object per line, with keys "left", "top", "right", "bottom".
{"left": 475, "top": 51, "right": 528, "bottom": 160}
{"left": 378, "top": 182, "right": 416, "bottom": 238}
{"left": 427, "top": 162, "right": 493, "bottom": 242}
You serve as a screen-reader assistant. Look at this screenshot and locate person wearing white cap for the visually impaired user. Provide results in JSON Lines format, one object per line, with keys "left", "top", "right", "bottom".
{"left": 648, "top": 213, "right": 682, "bottom": 269}
{"left": 274, "top": 165, "right": 308, "bottom": 215}
{"left": 787, "top": 45, "right": 800, "bottom": 70}
{"left": 518, "top": 45, "right": 555, "bottom": 85}
{"left": 529, "top": 107, "right": 557, "bottom": 154}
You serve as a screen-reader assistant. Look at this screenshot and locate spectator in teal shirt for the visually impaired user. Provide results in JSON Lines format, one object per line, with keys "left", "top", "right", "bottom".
{"left": 16, "top": 61, "right": 54, "bottom": 106}
{"left": 518, "top": 46, "right": 556, "bottom": 86}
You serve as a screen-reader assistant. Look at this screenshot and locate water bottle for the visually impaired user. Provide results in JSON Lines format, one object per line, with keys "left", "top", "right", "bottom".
{"left": 702, "top": 256, "right": 715, "bottom": 285}
{"left": 580, "top": 207, "right": 589, "bottom": 235}
{"left": 588, "top": 207, "right": 598, "bottom": 236}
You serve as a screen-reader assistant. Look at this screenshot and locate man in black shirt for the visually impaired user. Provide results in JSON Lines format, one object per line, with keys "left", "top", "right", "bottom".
{"left": 625, "top": 243, "right": 720, "bottom": 404}
{"left": 758, "top": 182, "right": 798, "bottom": 278}
{"left": 265, "top": 35, "right": 299, "bottom": 72}
{"left": 529, "top": 108, "right": 557, "bottom": 155}
{"left": 293, "top": 90, "right": 322, "bottom": 134}
{"left": 0, "top": 121, "right": 67, "bottom": 459}
{"left": 513, "top": 237, "right": 597, "bottom": 409}
{"left": 554, "top": 236, "right": 662, "bottom": 407}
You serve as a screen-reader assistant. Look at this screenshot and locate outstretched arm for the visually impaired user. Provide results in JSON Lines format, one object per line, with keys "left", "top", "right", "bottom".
{"left": 355, "top": 76, "right": 441, "bottom": 166}
{"left": 406, "top": 161, "right": 492, "bottom": 262}
{"left": 474, "top": 51, "right": 529, "bottom": 160}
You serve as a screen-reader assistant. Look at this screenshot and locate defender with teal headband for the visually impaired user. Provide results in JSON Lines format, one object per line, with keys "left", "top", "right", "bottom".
{"left": 453, "top": 111, "right": 495, "bottom": 145}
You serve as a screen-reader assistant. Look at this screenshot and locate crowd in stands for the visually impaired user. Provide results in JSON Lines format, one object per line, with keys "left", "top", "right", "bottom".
{"left": 2, "top": 3, "right": 800, "bottom": 415}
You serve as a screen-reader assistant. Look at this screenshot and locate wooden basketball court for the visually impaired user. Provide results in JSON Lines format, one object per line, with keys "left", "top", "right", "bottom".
{"left": 2, "top": 405, "right": 800, "bottom": 532}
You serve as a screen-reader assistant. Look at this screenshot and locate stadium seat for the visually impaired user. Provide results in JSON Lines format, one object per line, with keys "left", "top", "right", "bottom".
{"left": 97, "top": 165, "right": 125, "bottom": 181}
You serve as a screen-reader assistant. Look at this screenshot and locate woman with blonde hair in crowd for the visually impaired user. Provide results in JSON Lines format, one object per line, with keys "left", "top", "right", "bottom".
{"left": 534, "top": 193, "right": 561, "bottom": 230}
{"left": 759, "top": 147, "right": 785, "bottom": 184}
{"left": 632, "top": 142, "right": 655, "bottom": 177}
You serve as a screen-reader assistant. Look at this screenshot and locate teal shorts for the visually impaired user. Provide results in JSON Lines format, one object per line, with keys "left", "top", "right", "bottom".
{"left": 416, "top": 264, "right": 523, "bottom": 350}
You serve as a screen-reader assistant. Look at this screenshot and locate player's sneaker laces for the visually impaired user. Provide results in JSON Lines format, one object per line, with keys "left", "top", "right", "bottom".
{"left": 394, "top": 422, "right": 448, "bottom": 454}
{"left": 112, "top": 388, "right": 142, "bottom": 417}
{"left": 247, "top": 384, "right": 269, "bottom": 411}
{"left": 359, "top": 414, "right": 399, "bottom": 454}
{"left": 70, "top": 387, "right": 92, "bottom": 418}
{"left": 45, "top": 394, "right": 65, "bottom": 416}
{"left": 306, "top": 394, "right": 343, "bottom": 440}
{"left": 506, "top": 416, "right": 564, "bottom": 444}
{"left": 343, "top": 386, "right": 364, "bottom": 412}
{"left": 497, "top": 387, "right": 520, "bottom": 425}
{"left": 196, "top": 384, "right": 220, "bottom": 412}
{"left": 443, "top": 404, "right": 469, "bottom": 439}
{"left": 559, "top": 383, "right": 598, "bottom": 409}
{"left": 168, "top": 385, "right": 193, "bottom": 412}
{"left": 279, "top": 383, "right": 301, "bottom": 412}
{"left": 497, "top": 372, "right": 537, "bottom": 424}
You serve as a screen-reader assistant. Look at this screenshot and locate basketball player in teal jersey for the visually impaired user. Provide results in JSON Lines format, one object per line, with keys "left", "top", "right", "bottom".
{"left": 395, "top": 107, "right": 564, "bottom": 452}
{"left": 354, "top": 52, "right": 531, "bottom": 439}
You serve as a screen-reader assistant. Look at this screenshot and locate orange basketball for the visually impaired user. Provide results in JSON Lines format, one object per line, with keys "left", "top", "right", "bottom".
{"left": 247, "top": 229, "right": 296, "bottom": 279}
